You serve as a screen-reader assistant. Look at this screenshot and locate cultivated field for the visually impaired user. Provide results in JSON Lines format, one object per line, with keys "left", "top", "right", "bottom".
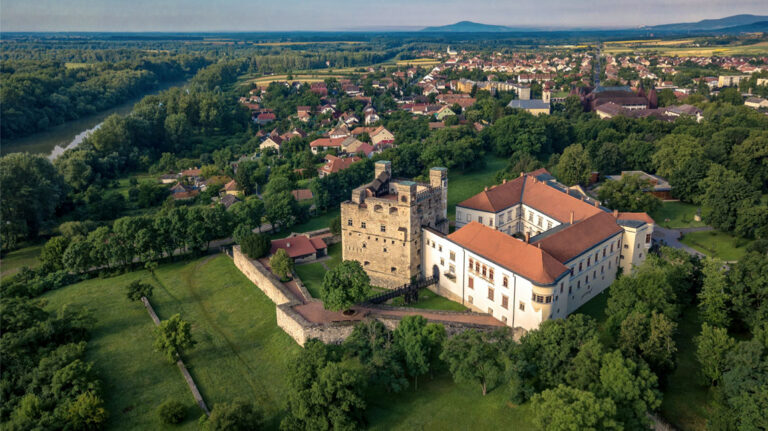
{"left": 604, "top": 40, "right": 768, "bottom": 56}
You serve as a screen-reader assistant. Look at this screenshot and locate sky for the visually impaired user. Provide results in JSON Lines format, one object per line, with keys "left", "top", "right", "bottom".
{"left": 2, "top": 0, "right": 767, "bottom": 32}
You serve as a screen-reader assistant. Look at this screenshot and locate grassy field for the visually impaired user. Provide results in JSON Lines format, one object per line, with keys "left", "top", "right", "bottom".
{"left": 252, "top": 41, "right": 364, "bottom": 46}
{"left": 295, "top": 243, "right": 342, "bottom": 298}
{"left": 246, "top": 74, "right": 346, "bottom": 85}
{"left": 395, "top": 58, "right": 440, "bottom": 66}
{"left": 393, "top": 288, "right": 468, "bottom": 312}
{"left": 650, "top": 201, "right": 706, "bottom": 229}
{"left": 447, "top": 155, "right": 508, "bottom": 220}
{"left": 367, "top": 374, "right": 533, "bottom": 430}
{"left": 42, "top": 254, "right": 300, "bottom": 430}
{"left": 1, "top": 244, "right": 43, "bottom": 277}
{"left": 680, "top": 230, "right": 752, "bottom": 261}
{"left": 268, "top": 208, "right": 340, "bottom": 241}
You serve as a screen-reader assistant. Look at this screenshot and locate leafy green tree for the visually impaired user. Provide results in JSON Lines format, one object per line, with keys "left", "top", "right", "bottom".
{"left": 556, "top": 144, "right": 591, "bottom": 186}
{"left": 153, "top": 314, "right": 196, "bottom": 363}
{"left": 0, "top": 153, "right": 68, "bottom": 248}
{"left": 695, "top": 323, "right": 736, "bottom": 385}
{"left": 698, "top": 259, "right": 731, "bottom": 327}
{"left": 126, "top": 280, "right": 154, "bottom": 302}
{"left": 320, "top": 260, "right": 371, "bottom": 311}
{"left": 232, "top": 198, "right": 265, "bottom": 231}
{"left": 441, "top": 329, "right": 505, "bottom": 396}
{"left": 565, "top": 337, "right": 605, "bottom": 392}
{"left": 699, "top": 164, "right": 760, "bottom": 232}
{"left": 264, "top": 191, "right": 297, "bottom": 230}
{"left": 344, "top": 320, "right": 408, "bottom": 393}
{"left": 596, "top": 350, "right": 661, "bottom": 429}
{"left": 40, "top": 236, "right": 71, "bottom": 273}
{"left": 393, "top": 315, "right": 446, "bottom": 389}
{"left": 531, "top": 385, "right": 620, "bottom": 431}
{"left": 597, "top": 174, "right": 660, "bottom": 213}
{"left": 63, "top": 240, "right": 94, "bottom": 274}
{"left": 281, "top": 340, "right": 367, "bottom": 431}
{"left": 727, "top": 251, "right": 768, "bottom": 329}
{"left": 330, "top": 214, "right": 342, "bottom": 236}
{"left": 157, "top": 399, "right": 186, "bottom": 425}
{"left": 269, "top": 248, "right": 294, "bottom": 280}
{"left": 735, "top": 205, "right": 768, "bottom": 239}
{"left": 204, "top": 399, "right": 263, "bottom": 431}
{"left": 65, "top": 391, "right": 108, "bottom": 431}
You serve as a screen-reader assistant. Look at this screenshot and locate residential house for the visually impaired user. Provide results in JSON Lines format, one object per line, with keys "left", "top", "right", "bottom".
{"left": 223, "top": 180, "right": 242, "bottom": 197}
{"left": 507, "top": 99, "right": 551, "bottom": 116}
{"left": 256, "top": 112, "right": 276, "bottom": 125}
{"left": 270, "top": 235, "right": 328, "bottom": 263}
{"left": 745, "top": 97, "right": 768, "bottom": 110}
{"left": 309, "top": 137, "right": 346, "bottom": 154}
{"left": 318, "top": 155, "right": 362, "bottom": 178}
{"left": 218, "top": 194, "right": 241, "bottom": 210}
{"left": 291, "top": 189, "right": 314, "bottom": 202}
{"left": 260, "top": 135, "right": 283, "bottom": 153}
{"left": 435, "top": 106, "right": 456, "bottom": 120}
{"left": 605, "top": 171, "right": 672, "bottom": 200}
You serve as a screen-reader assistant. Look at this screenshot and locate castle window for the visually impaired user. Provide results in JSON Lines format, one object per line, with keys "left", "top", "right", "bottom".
{"left": 586, "top": 275, "right": 589, "bottom": 283}
{"left": 579, "top": 262, "right": 582, "bottom": 271}
{"left": 391, "top": 267, "right": 397, "bottom": 272}
{"left": 587, "top": 257, "right": 591, "bottom": 266}
{"left": 501, "top": 295, "right": 509, "bottom": 309}
{"left": 519, "top": 302, "right": 525, "bottom": 311}
{"left": 503, "top": 276, "right": 508, "bottom": 287}
{"left": 478, "top": 216, "right": 484, "bottom": 224}
{"left": 537, "top": 216, "right": 542, "bottom": 227}
{"left": 560, "top": 283, "right": 563, "bottom": 293}
{"left": 439, "top": 245, "right": 442, "bottom": 252}
{"left": 608, "top": 261, "right": 611, "bottom": 269}
{"left": 440, "top": 258, "right": 444, "bottom": 266}
{"left": 489, "top": 268, "right": 494, "bottom": 281}
{"left": 347, "top": 219, "right": 352, "bottom": 226}
{"left": 468, "top": 277, "right": 474, "bottom": 289}
{"left": 489, "top": 219, "right": 493, "bottom": 227}
{"left": 364, "top": 261, "right": 370, "bottom": 266}
{"left": 482, "top": 265, "right": 487, "bottom": 277}
{"left": 362, "top": 243, "right": 367, "bottom": 249}
{"left": 610, "top": 244, "right": 614, "bottom": 252}
{"left": 603, "top": 249, "right": 606, "bottom": 257}
{"left": 380, "top": 225, "right": 386, "bottom": 233}
{"left": 466, "top": 214, "right": 471, "bottom": 221}
{"left": 374, "top": 204, "right": 383, "bottom": 212}
{"left": 545, "top": 296, "right": 552, "bottom": 304}
{"left": 361, "top": 222, "right": 366, "bottom": 228}
{"left": 401, "top": 196, "right": 407, "bottom": 203}
{"left": 601, "top": 266, "right": 604, "bottom": 274}
{"left": 389, "top": 207, "right": 398, "bottom": 214}
{"left": 449, "top": 264, "right": 455, "bottom": 274}
{"left": 383, "top": 248, "right": 387, "bottom": 253}
{"left": 595, "top": 252, "right": 599, "bottom": 261}
{"left": 449, "top": 251, "right": 455, "bottom": 261}
{"left": 488, "top": 287, "right": 494, "bottom": 301}
{"left": 569, "top": 286, "right": 572, "bottom": 293}
{"left": 475, "top": 262, "right": 480, "bottom": 272}
{"left": 646, "top": 234, "right": 651, "bottom": 244}
{"left": 577, "top": 280, "right": 581, "bottom": 289}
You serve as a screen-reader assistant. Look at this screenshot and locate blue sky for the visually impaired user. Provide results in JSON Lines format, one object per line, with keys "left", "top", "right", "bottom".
{"left": 2, "top": 0, "right": 767, "bottom": 32}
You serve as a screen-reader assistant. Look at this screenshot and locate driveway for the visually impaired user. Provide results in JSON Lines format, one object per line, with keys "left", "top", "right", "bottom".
{"left": 653, "top": 226, "right": 713, "bottom": 258}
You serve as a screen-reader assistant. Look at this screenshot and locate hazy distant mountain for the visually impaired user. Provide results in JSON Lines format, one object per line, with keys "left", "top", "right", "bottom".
{"left": 643, "top": 14, "right": 768, "bottom": 31}
{"left": 420, "top": 21, "right": 518, "bottom": 33}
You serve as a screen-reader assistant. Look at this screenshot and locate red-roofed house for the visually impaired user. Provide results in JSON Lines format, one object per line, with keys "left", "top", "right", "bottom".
{"left": 270, "top": 235, "right": 327, "bottom": 263}
{"left": 318, "top": 155, "right": 361, "bottom": 177}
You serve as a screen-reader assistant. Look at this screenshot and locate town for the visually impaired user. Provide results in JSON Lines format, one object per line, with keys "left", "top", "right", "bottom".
{"left": 2, "top": 10, "right": 768, "bottom": 431}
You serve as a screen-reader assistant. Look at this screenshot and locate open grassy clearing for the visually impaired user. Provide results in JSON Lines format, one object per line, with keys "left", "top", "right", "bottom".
{"left": 367, "top": 374, "right": 533, "bottom": 430}
{"left": 395, "top": 58, "right": 440, "bottom": 66}
{"left": 1, "top": 244, "right": 43, "bottom": 277}
{"left": 447, "top": 155, "right": 508, "bottom": 220}
{"left": 268, "top": 208, "right": 340, "bottom": 241}
{"left": 680, "top": 230, "right": 752, "bottom": 261}
{"left": 650, "top": 201, "right": 706, "bottom": 229}
{"left": 393, "top": 288, "right": 468, "bottom": 312}
{"left": 295, "top": 243, "right": 342, "bottom": 298}
{"left": 43, "top": 254, "right": 300, "bottom": 430}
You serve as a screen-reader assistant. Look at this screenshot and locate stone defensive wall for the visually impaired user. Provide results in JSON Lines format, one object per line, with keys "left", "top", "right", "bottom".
{"left": 231, "top": 246, "right": 521, "bottom": 347}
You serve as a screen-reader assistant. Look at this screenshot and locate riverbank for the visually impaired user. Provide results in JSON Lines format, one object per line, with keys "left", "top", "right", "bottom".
{"left": 1, "top": 78, "right": 189, "bottom": 158}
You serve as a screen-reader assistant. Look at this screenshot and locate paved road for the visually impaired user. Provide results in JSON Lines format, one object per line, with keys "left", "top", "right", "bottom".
{"left": 653, "top": 226, "right": 713, "bottom": 258}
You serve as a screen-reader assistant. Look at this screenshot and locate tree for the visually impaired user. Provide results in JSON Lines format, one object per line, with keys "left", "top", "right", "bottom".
{"left": 204, "top": 399, "right": 263, "bottom": 431}
{"left": 393, "top": 315, "right": 446, "bottom": 389}
{"left": 40, "top": 236, "right": 71, "bottom": 273}
{"left": 157, "top": 399, "right": 186, "bottom": 425}
{"left": 330, "top": 214, "right": 342, "bottom": 236}
{"left": 597, "top": 350, "right": 661, "bottom": 429}
{"left": 699, "top": 164, "right": 760, "bottom": 232}
{"left": 63, "top": 240, "right": 93, "bottom": 274}
{"left": 320, "top": 260, "right": 371, "bottom": 311}
{"left": 736, "top": 205, "right": 768, "bottom": 239}
{"left": 0, "top": 153, "right": 67, "bottom": 248}
{"left": 695, "top": 323, "right": 736, "bottom": 385}
{"left": 65, "top": 391, "right": 108, "bottom": 431}
{"left": 597, "top": 174, "right": 661, "bottom": 213}
{"left": 441, "top": 329, "right": 505, "bottom": 396}
{"left": 126, "top": 280, "right": 154, "bottom": 302}
{"left": 154, "top": 314, "right": 196, "bottom": 363}
{"left": 344, "top": 320, "right": 408, "bottom": 393}
{"left": 531, "top": 385, "right": 620, "bottom": 431}
{"left": 698, "top": 259, "right": 731, "bottom": 327}
{"left": 264, "top": 191, "right": 297, "bottom": 230}
{"left": 727, "top": 251, "right": 768, "bottom": 329}
{"left": 281, "top": 340, "right": 367, "bottom": 431}
{"left": 232, "top": 198, "right": 265, "bottom": 231}
{"left": 556, "top": 144, "right": 591, "bottom": 186}
{"left": 269, "top": 249, "right": 294, "bottom": 280}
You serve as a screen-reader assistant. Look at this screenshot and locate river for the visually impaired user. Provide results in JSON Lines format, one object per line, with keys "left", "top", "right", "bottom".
{"left": 1, "top": 79, "right": 189, "bottom": 159}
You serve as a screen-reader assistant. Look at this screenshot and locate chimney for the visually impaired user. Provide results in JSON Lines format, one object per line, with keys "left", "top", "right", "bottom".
{"left": 520, "top": 172, "right": 524, "bottom": 177}
{"left": 538, "top": 243, "right": 541, "bottom": 249}
{"left": 613, "top": 209, "right": 619, "bottom": 218}
{"left": 286, "top": 242, "right": 291, "bottom": 248}
{"left": 569, "top": 211, "right": 574, "bottom": 224}
{"left": 503, "top": 179, "right": 507, "bottom": 184}
{"left": 484, "top": 186, "right": 488, "bottom": 191}
{"left": 525, "top": 232, "right": 530, "bottom": 243}
{"left": 594, "top": 200, "right": 599, "bottom": 207}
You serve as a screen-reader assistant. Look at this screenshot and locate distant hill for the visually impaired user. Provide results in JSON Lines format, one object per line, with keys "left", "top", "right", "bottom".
{"left": 714, "top": 20, "right": 768, "bottom": 33}
{"left": 420, "top": 21, "right": 517, "bottom": 33}
{"left": 643, "top": 14, "right": 768, "bottom": 31}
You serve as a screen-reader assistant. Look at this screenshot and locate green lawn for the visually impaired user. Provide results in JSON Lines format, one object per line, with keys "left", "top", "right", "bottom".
{"left": 367, "top": 374, "right": 533, "bottom": 430}
{"left": 447, "top": 155, "right": 507, "bottom": 220}
{"left": 269, "top": 209, "right": 340, "bottom": 240}
{"left": 680, "top": 230, "right": 752, "bottom": 261}
{"left": 393, "top": 288, "right": 468, "bottom": 312}
{"left": 1, "top": 244, "right": 42, "bottom": 277}
{"left": 295, "top": 243, "right": 342, "bottom": 298}
{"left": 43, "top": 254, "right": 300, "bottom": 430}
{"left": 660, "top": 307, "right": 711, "bottom": 431}
{"left": 649, "top": 201, "right": 706, "bottom": 229}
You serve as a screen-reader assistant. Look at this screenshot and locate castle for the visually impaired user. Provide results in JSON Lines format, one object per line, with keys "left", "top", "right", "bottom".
{"left": 342, "top": 162, "right": 654, "bottom": 331}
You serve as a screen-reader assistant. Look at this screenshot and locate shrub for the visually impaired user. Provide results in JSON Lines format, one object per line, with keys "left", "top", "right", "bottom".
{"left": 240, "top": 233, "right": 270, "bottom": 260}
{"left": 157, "top": 399, "right": 186, "bottom": 425}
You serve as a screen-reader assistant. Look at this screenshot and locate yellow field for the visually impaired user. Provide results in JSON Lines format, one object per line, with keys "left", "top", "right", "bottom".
{"left": 605, "top": 39, "right": 695, "bottom": 46}
{"left": 395, "top": 58, "right": 440, "bottom": 66}
{"left": 252, "top": 41, "right": 364, "bottom": 46}
{"left": 604, "top": 41, "right": 768, "bottom": 57}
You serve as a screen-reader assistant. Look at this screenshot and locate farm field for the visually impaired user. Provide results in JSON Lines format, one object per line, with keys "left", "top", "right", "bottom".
{"left": 604, "top": 40, "right": 768, "bottom": 56}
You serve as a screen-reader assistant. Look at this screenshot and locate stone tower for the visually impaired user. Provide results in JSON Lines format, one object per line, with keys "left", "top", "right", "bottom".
{"left": 341, "top": 161, "right": 448, "bottom": 288}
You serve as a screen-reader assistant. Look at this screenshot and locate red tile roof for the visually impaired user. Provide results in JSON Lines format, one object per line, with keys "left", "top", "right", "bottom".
{"left": 319, "top": 156, "right": 361, "bottom": 175}
{"left": 270, "top": 235, "right": 326, "bottom": 259}
{"left": 533, "top": 212, "right": 624, "bottom": 263}
{"left": 617, "top": 212, "right": 655, "bottom": 225}
{"left": 448, "top": 222, "right": 569, "bottom": 285}
{"left": 291, "top": 189, "right": 314, "bottom": 201}
{"left": 309, "top": 137, "right": 346, "bottom": 148}
{"left": 224, "top": 180, "right": 240, "bottom": 192}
